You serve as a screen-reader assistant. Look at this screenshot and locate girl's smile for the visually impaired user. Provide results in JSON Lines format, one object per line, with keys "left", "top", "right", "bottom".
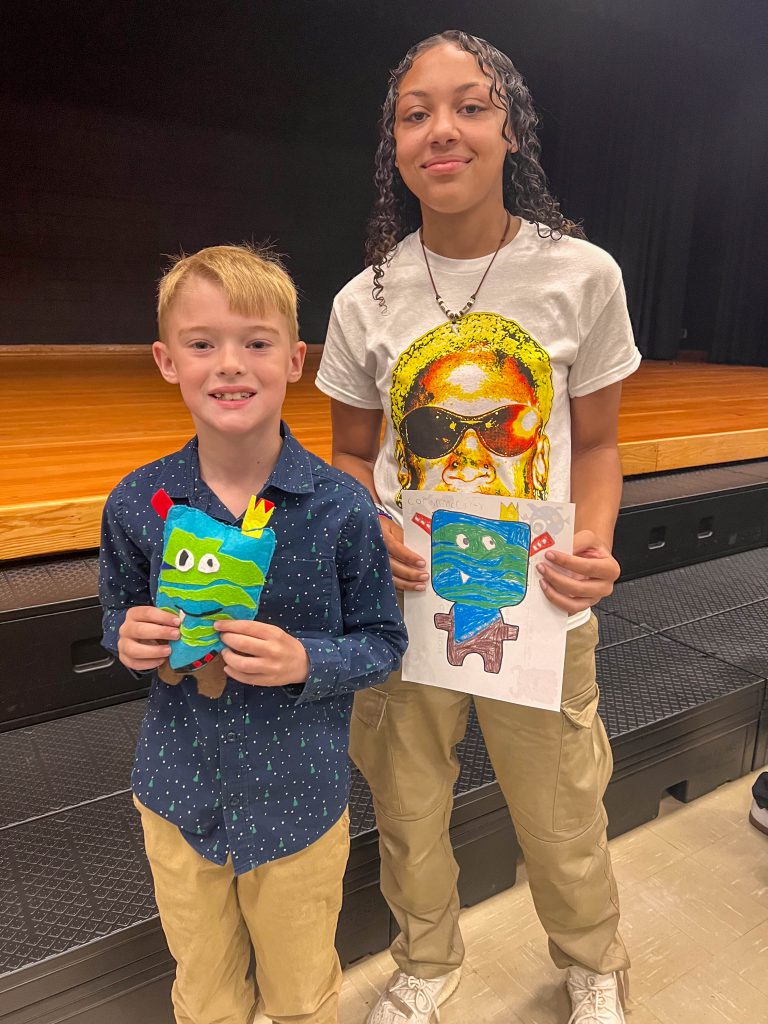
{"left": 394, "top": 43, "right": 512, "bottom": 218}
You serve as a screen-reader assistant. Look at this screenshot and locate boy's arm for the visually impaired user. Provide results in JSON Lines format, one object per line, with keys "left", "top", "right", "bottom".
{"left": 99, "top": 486, "right": 153, "bottom": 654}
{"left": 292, "top": 495, "right": 407, "bottom": 703}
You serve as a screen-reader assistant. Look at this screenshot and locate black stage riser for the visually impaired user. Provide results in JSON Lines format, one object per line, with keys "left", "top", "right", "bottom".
{"left": 614, "top": 462, "right": 768, "bottom": 581}
{"left": 2, "top": 558, "right": 144, "bottom": 733}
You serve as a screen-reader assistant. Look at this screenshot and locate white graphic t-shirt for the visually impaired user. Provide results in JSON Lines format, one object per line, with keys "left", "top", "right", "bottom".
{"left": 317, "top": 220, "right": 641, "bottom": 629}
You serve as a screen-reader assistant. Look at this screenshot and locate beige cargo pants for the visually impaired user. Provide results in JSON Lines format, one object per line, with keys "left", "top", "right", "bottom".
{"left": 350, "top": 614, "right": 629, "bottom": 978}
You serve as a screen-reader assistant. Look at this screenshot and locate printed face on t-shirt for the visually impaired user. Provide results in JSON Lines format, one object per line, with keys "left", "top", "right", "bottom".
{"left": 390, "top": 313, "right": 553, "bottom": 504}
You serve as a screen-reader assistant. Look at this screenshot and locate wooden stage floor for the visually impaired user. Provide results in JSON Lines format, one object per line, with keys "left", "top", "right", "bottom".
{"left": 2, "top": 345, "right": 768, "bottom": 561}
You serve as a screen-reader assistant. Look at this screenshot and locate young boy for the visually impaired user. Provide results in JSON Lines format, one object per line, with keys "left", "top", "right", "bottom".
{"left": 99, "top": 245, "right": 407, "bottom": 1024}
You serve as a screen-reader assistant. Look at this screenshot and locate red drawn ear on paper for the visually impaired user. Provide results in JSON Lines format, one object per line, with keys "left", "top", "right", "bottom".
{"left": 151, "top": 488, "right": 174, "bottom": 521}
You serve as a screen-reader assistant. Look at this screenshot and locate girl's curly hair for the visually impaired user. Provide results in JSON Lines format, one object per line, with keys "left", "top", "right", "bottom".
{"left": 366, "top": 30, "right": 585, "bottom": 308}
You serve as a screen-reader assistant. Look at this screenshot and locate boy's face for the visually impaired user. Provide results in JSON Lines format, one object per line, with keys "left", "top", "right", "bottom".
{"left": 152, "top": 276, "right": 305, "bottom": 441}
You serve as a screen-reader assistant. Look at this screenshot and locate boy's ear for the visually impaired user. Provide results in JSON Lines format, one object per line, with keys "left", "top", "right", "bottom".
{"left": 288, "top": 339, "right": 307, "bottom": 384}
{"left": 152, "top": 340, "right": 179, "bottom": 384}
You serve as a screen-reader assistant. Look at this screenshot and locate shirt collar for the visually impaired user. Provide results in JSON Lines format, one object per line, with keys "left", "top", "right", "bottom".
{"left": 154, "top": 423, "right": 315, "bottom": 503}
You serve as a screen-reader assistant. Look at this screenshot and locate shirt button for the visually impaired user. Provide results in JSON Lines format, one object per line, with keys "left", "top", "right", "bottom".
{"left": 229, "top": 795, "right": 240, "bottom": 808}
{"left": 226, "top": 731, "right": 238, "bottom": 742}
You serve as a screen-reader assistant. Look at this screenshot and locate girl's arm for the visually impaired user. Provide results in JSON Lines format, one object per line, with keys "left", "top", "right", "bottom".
{"left": 330, "top": 399, "right": 382, "bottom": 494}
{"left": 330, "top": 398, "right": 429, "bottom": 591}
{"left": 536, "top": 382, "right": 623, "bottom": 613}
{"left": 570, "top": 381, "right": 623, "bottom": 548}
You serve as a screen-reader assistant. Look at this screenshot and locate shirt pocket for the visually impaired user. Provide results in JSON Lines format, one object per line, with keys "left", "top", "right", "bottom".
{"left": 260, "top": 555, "right": 335, "bottom": 633}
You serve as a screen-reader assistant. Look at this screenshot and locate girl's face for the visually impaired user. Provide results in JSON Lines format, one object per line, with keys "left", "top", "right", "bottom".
{"left": 394, "top": 43, "right": 513, "bottom": 217}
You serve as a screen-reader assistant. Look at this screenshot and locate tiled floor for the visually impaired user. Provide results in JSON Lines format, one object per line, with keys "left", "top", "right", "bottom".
{"left": 259, "top": 770, "right": 768, "bottom": 1023}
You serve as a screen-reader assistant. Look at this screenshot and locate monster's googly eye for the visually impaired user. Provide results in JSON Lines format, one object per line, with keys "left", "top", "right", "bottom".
{"left": 455, "top": 533, "right": 470, "bottom": 549}
{"left": 174, "top": 548, "right": 194, "bottom": 572}
{"left": 198, "top": 553, "right": 220, "bottom": 574}
{"left": 482, "top": 535, "right": 496, "bottom": 551}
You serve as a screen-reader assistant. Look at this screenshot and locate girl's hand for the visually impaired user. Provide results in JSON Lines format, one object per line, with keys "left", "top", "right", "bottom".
{"left": 536, "top": 529, "right": 620, "bottom": 614}
{"left": 214, "top": 620, "right": 310, "bottom": 687}
{"left": 379, "top": 517, "right": 430, "bottom": 592}
{"left": 118, "top": 606, "right": 181, "bottom": 670}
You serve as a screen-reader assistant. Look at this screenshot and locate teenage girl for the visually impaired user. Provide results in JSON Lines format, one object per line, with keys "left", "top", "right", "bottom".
{"left": 317, "top": 30, "right": 640, "bottom": 1024}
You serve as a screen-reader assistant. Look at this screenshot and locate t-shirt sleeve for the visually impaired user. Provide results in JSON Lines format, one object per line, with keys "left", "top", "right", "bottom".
{"left": 568, "top": 275, "right": 642, "bottom": 398}
{"left": 315, "top": 300, "right": 382, "bottom": 409}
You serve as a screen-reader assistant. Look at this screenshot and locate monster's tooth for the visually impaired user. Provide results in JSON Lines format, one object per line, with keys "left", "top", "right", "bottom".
{"left": 459, "top": 571, "right": 470, "bottom": 584}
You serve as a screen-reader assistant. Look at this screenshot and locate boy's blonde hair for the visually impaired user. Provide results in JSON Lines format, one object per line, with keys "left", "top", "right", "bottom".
{"left": 157, "top": 244, "right": 299, "bottom": 342}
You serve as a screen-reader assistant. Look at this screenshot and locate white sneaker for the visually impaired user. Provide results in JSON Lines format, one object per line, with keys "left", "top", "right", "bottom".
{"left": 749, "top": 798, "right": 768, "bottom": 836}
{"left": 566, "top": 966, "right": 626, "bottom": 1023}
{"left": 366, "top": 968, "right": 461, "bottom": 1023}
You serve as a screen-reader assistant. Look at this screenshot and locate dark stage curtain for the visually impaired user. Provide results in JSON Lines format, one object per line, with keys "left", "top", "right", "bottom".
{"left": 541, "top": 7, "right": 767, "bottom": 366}
{"left": 544, "top": 23, "right": 704, "bottom": 361}
{"left": 707, "top": 62, "right": 768, "bottom": 367}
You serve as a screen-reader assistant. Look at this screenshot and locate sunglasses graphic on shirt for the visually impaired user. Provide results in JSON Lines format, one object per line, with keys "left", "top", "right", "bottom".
{"left": 399, "top": 403, "right": 542, "bottom": 460}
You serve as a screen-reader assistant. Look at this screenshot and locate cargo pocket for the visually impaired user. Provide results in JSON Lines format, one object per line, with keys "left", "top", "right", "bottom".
{"left": 350, "top": 687, "right": 402, "bottom": 815}
{"left": 553, "top": 684, "right": 601, "bottom": 832}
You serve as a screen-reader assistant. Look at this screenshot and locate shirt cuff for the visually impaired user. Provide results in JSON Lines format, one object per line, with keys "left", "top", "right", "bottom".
{"left": 291, "top": 638, "right": 343, "bottom": 703}
{"left": 102, "top": 608, "right": 128, "bottom": 655}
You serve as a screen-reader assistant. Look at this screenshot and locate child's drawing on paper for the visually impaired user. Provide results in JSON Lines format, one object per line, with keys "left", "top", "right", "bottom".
{"left": 403, "top": 492, "right": 573, "bottom": 710}
{"left": 430, "top": 507, "right": 529, "bottom": 673}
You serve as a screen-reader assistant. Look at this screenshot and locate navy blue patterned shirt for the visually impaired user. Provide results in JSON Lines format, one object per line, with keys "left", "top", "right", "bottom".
{"left": 99, "top": 425, "right": 406, "bottom": 874}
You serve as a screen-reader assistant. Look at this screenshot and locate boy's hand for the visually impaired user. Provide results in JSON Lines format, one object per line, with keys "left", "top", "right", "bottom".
{"left": 379, "top": 517, "right": 430, "bottom": 592}
{"left": 536, "top": 529, "right": 620, "bottom": 614}
{"left": 214, "top": 620, "right": 310, "bottom": 687}
{"left": 118, "top": 606, "right": 181, "bottom": 670}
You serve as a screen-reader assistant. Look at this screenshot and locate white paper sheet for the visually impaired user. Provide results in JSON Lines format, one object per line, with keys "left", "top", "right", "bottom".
{"left": 402, "top": 491, "right": 574, "bottom": 710}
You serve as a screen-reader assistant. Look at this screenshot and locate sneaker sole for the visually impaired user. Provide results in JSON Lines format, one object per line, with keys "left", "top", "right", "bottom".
{"left": 749, "top": 810, "right": 768, "bottom": 836}
{"left": 435, "top": 968, "right": 462, "bottom": 1008}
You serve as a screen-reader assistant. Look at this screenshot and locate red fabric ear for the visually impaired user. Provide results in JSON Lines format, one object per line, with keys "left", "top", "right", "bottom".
{"left": 151, "top": 488, "right": 174, "bottom": 521}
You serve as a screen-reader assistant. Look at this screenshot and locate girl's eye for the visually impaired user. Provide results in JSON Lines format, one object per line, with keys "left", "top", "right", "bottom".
{"left": 197, "top": 553, "right": 220, "bottom": 574}
{"left": 404, "top": 110, "right": 428, "bottom": 123}
{"left": 460, "top": 104, "right": 485, "bottom": 115}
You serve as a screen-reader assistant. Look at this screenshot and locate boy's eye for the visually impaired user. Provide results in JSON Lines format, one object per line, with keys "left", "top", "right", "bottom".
{"left": 190, "top": 340, "right": 212, "bottom": 350}
{"left": 174, "top": 548, "right": 194, "bottom": 571}
{"left": 247, "top": 340, "right": 269, "bottom": 349}
{"left": 197, "top": 553, "right": 220, "bottom": 574}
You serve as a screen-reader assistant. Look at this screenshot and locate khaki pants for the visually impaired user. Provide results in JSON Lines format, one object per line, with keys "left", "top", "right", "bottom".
{"left": 350, "top": 614, "right": 629, "bottom": 978}
{"left": 135, "top": 796, "right": 349, "bottom": 1024}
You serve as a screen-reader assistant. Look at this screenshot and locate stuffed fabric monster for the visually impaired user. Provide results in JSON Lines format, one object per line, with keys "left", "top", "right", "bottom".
{"left": 151, "top": 489, "right": 276, "bottom": 697}
{"left": 431, "top": 507, "right": 530, "bottom": 674}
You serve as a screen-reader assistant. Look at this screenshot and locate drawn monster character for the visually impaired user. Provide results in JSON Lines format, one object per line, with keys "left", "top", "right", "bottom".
{"left": 431, "top": 506, "right": 530, "bottom": 674}
{"left": 151, "top": 489, "right": 276, "bottom": 697}
{"left": 390, "top": 313, "right": 553, "bottom": 506}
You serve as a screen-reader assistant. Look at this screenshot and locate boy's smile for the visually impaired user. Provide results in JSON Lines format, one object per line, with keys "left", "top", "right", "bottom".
{"left": 152, "top": 275, "right": 305, "bottom": 443}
